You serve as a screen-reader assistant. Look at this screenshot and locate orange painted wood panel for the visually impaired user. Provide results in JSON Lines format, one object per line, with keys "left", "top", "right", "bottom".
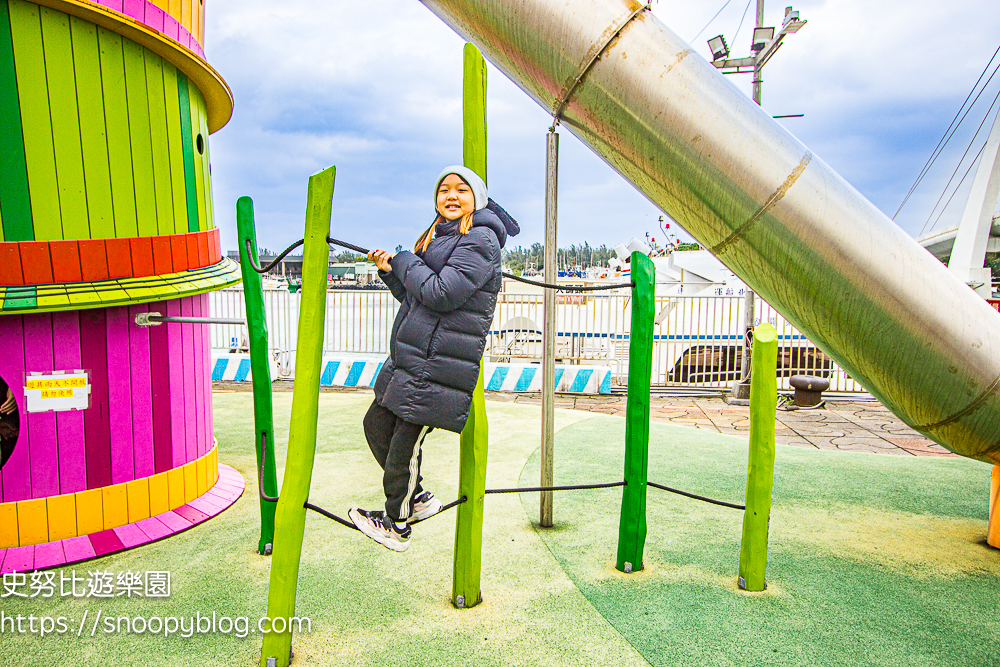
{"left": 196, "top": 231, "right": 209, "bottom": 267}
{"left": 19, "top": 241, "right": 53, "bottom": 283}
{"left": 16, "top": 498, "right": 48, "bottom": 545}
{"left": 78, "top": 239, "right": 110, "bottom": 281}
{"left": 46, "top": 493, "right": 77, "bottom": 541}
{"left": 105, "top": 238, "right": 133, "bottom": 279}
{"left": 186, "top": 232, "right": 200, "bottom": 269}
{"left": 169, "top": 233, "right": 188, "bottom": 271}
{"left": 125, "top": 478, "right": 150, "bottom": 523}
{"left": 102, "top": 484, "right": 128, "bottom": 529}
{"left": 208, "top": 227, "right": 220, "bottom": 263}
{"left": 75, "top": 487, "right": 103, "bottom": 535}
{"left": 0, "top": 243, "right": 24, "bottom": 284}
{"left": 151, "top": 235, "right": 173, "bottom": 274}
{"left": 49, "top": 239, "right": 83, "bottom": 282}
{"left": 128, "top": 237, "right": 154, "bottom": 277}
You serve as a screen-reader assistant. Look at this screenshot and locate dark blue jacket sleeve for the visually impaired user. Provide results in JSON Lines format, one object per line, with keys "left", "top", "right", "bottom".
{"left": 390, "top": 229, "right": 498, "bottom": 313}
{"left": 378, "top": 268, "right": 407, "bottom": 302}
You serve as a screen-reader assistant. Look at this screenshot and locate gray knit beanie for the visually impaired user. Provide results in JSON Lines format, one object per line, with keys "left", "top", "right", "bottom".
{"left": 435, "top": 165, "right": 488, "bottom": 211}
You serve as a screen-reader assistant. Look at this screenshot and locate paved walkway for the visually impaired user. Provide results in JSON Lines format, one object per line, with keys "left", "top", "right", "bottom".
{"left": 213, "top": 381, "right": 957, "bottom": 458}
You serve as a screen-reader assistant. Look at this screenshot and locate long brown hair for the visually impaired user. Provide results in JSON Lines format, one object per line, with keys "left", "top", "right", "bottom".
{"left": 414, "top": 211, "right": 474, "bottom": 254}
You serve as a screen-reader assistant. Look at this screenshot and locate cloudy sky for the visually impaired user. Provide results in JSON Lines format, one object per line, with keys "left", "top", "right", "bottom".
{"left": 204, "top": 0, "right": 1000, "bottom": 256}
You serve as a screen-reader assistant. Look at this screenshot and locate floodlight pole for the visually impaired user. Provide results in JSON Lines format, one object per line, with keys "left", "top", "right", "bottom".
{"left": 712, "top": 0, "right": 807, "bottom": 402}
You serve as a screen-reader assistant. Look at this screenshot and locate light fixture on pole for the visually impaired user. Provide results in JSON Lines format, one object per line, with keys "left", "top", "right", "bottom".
{"left": 708, "top": 34, "right": 729, "bottom": 61}
{"left": 751, "top": 27, "right": 774, "bottom": 53}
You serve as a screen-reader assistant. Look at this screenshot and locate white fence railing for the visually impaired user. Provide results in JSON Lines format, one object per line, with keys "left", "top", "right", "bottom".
{"left": 209, "top": 288, "right": 864, "bottom": 392}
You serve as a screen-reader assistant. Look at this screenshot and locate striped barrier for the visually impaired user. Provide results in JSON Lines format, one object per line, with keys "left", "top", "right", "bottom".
{"left": 211, "top": 353, "right": 612, "bottom": 394}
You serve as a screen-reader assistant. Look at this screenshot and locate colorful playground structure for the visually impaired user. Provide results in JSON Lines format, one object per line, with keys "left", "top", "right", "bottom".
{"left": 0, "top": 0, "right": 242, "bottom": 572}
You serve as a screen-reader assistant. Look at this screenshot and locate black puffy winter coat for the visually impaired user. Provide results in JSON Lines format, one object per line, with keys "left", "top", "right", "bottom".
{"left": 373, "top": 209, "right": 507, "bottom": 432}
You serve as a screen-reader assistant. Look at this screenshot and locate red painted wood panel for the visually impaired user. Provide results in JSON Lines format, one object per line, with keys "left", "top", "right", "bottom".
{"left": 0, "top": 244, "right": 24, "bottom": 285}
{"left": 128, "top": 303, "right": 155, "bottom": 478}
{"left": 165, "top": 299, "right": 185, "bottom": 467}
{"left": 151, "top": 236, "right": 173, "bottom": 275}
{"left": 49, "top": 241, "right": 83, "bottom": 283}
{"left": 52, "top": 311, "right": 86, "bottom": 494}
{"left": 79, "top": 309, "right": 111, "bottom": 489}
{"left": 105, "top": 238, "right": 133, "bottom": 280}
{"left": 23, "top": 313, "right": 59, "bottom": 499}
{"left": 208, "top": 228, "right": 220, "bottom": 263}
{"left": 78, "top": 240, "right": 110, "bottom": 282}
{"left": 129, "top": 237, "right": 154, "bottom": 278}
{"left": 170, "top": 234, "right": 188, "bottom": 272}
{"left": 148, "top": 307, "right": 172, "bottom": 474}
{"left": 0, "top": 315, "right": 28, "bottom": 503}
{"left": 19, "top": 242, "right": 53, "bottom": 284}
{"left": 196, "top": 231, "right": 209, "bottom": 267}
{"left": 181, "top": 298, "right": 196, "bottom": 463}
{"left": 185, "top": 233, "right": 200, "bottom": 271}
{"left": 105, "top": 306, "right": 134, "bottom": 484}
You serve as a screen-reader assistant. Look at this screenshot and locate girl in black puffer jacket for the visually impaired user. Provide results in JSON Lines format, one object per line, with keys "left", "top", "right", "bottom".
{"left": 348, "top": 166, "right": 518, "bottom": 552}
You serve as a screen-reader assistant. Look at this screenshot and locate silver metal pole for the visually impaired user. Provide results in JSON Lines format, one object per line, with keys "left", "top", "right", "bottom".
{"left": 541, "top": 129, "right": 558, "bottom": 527}
{"left": 418, "top": 0, "right": 1000, "bottom": 465}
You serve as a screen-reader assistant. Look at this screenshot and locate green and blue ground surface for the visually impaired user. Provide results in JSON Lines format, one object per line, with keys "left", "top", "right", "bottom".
{"left": 2, "top": 392, "right": 999, "bottom": 666}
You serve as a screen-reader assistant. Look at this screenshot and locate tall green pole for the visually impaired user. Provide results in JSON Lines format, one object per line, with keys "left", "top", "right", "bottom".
{"left": 260, "top": 166, "right": 335, "bottom": 667}
{"left": 738, "top": 322, "right": 778, "bottom": 592}
{"left": 452, "top": 42, "right": 489, "bottom": 609}
{"left": 615, "top": 252, "right": 655, "bottom": 573}
{"left": 237, "top": 196, "right": 278, "bottom": 555}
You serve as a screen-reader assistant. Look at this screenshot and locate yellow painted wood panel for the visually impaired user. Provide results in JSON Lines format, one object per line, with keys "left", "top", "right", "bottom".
{"left": 180, "top": 0, "right": 190, "bottom": 36}
{"left": 8, "top": 0, "right": 61, "bottom": 240}
{"left": 98, "top": 27, "right": 138, "bottom": 237}
{"left": 40, "top": 7, "right": 89, "bottom": 240}
{"left": 122, "top": 39, "right": 157, "bottom": 237}
{"left": 167, "top": 467, "right": 184, "bottom": 509}
{"left": 70, "top": 17, "right": 115, "bottom": 239}
{"left": 0, "top": 503, "right": 18, "bottom": 547}
{"left": 182, "top": 462, "right": 197, "bottom": 503}
{"left": 144, "top": 52, "right": 175, "bottom": 236}
{"left": 148, "top": 471, "right": 170, "bottom": 516}
{"left": 167, "top": 0, "right": 180, "bottom": 24}
{"left": 162, "top": 61, "right": 188, "bottom": 234}
{"left": 195, "top": 456, "right": 207, "bottom": 496}
{"left": 16, "top": 498, "right": 48, "bottom": 545}
{"left": 102, "top": 484, "right": 128, "bottom": 530}
{"left": 75, "top": 488, "right": 103, "bottom": 535}
{"left": 125, "top": 478, "right": 150, "bottom": 523}
{"left": 46, "top": 493, "right": 77, "bottom": 541}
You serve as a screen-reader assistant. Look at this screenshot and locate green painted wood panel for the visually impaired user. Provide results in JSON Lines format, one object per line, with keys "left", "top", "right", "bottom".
{"left": 161, "top": 61, "right": 188, "bottom": 235}
{"left": 188, "top": 83, "right": 207, "bottom": 231}
{"left": 8, "top": 0, "right": 60, "bottom": 240}
{"left": 144, "top": 51, "right": 175, "bottom": 236}
{"left": 122, "top": 38, "right": 157, "bottom": 237}
{"left": 198, "top": 95, "right": 215, "bottom": 231}
{"left": 40, "top": 7, "right": 87, "bottom": 240}
{"left": 70, "top": 16, "right": 114, "bottom": 240}
{"left": 97, "top": 27, "right": 137, "bottom": 238}
{"left": 0, "top": 0, "right": 33, "bottom": 242}
{"left": 176, "top": 74, "right": 199, "bottom": 233}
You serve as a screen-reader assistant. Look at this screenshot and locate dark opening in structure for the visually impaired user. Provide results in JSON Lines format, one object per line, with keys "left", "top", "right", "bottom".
{"left": 0, "top": 373, "right": 20, "bottom": 470}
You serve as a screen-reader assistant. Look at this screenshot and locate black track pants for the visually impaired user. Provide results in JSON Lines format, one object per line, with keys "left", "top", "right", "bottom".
{"left": 363, "top": 399, "right": 431, "bottom": 522}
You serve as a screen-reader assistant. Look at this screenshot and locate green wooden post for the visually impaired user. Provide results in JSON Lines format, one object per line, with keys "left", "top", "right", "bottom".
{"left": 452, "top": 42, "right": 489, "bottom": 609}
{"left": 738, "top": 323, "right": 778, "bottom": 592}
{"left": 237, "top": 196, "right": 278, "bottom": 555}
{"left": 259, "top": 166, "right": 335, "bottom": 667}
{"left": 615, "top": 252, "right": 655, "bottom": 573}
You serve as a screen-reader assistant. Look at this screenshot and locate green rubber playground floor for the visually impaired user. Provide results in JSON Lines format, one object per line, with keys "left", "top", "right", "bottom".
{"left": 2, "top": 392, "right": 998, "bottom": 666}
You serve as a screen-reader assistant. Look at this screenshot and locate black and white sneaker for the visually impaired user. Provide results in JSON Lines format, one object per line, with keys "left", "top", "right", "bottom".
{"left": 348, "top": 508, "right": 411, "bottom": 552}
{"left": 409, "top": 491, "right": 443, "bottom": 524}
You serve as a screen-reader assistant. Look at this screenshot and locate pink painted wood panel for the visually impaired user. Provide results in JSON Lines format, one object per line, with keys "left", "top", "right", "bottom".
{"left": 0, "top": 315, "right": 28, "bottom": 503}
{"left": 135, "top": 515, "right": 172, "bottom": 541}
{"left": 128, "top": 303, "right": 155, "bottom": 478}
{"left": 106, "top": 306, "right": 135, "bottom": 484}
{"left": 113, "top": 523, "right": 150, "bottom": 548}
{"left": 192, "top": 295, "right": 205, "bottom": 457}
{"left": 89, "top": 528, "right": 125, "bottom": 556}
{"left": 197, "top": 294, "right": 210, "bottom": 455}
{"left": 23, "top": 314, "right": 59, "bottom": 499}
{"left": 144, "top": 3, "right": 164, "bottom": 32}
{"left": 0, "top": 546, "right": 33, "bottom": 574}
{"left": 156, "top": 510, "right": 191, "bottom": 531}
{"left": 180, "top": 298, "right": 196, "bottom": 464}
{"left": 61, "top": 535, "right": 97, "bottom": 563}
{"left": 148, "top": 310, "right": 172, "bottom": 474}
{"left": 32, "top": 541, "right": 66, "bottom": 569}
{"left": 165, "top": 299, "right": 185, "bottom": 468}
{"left": 97, "top": 0, "right": 124, "bottom": 13}
{"left": 174, "top": 503, "right": 208, "bottom": 524}
{"left": 52, "top": 311, "right": 87, "bottom": 494}
{"left": 79, "top": 309, "right": 112, "bottom": 489}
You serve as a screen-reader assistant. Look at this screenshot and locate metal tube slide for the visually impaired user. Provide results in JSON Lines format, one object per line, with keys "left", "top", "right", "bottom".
{"left": 418, "top": 0, "right": 1000, "bottom": 464}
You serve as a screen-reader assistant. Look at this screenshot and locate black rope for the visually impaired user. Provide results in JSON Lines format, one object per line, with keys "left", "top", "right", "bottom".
{"left": 245, "top": 238, "right": 304, "bottom": 274}
{"left": 304, "top": 502, "right": 361, "bottom": 531}
{"left": 647, "top": 481, "right": 745, "bottom": 510}
{"left": 408, "top": 496, "right": 467, "bottom": 525}
{"left": 501, "top": 272, "right": 634, "bottom": 292}
{"left": 485, "top": 481, "right": 626, "bottom": 494}
{"left": 327, "top": 236, "right": 370, "bottom": 256}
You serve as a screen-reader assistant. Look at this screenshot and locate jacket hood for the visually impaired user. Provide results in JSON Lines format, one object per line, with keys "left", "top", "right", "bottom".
{"left": 472, "top": 208, "right": 508, "bottom": 249}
